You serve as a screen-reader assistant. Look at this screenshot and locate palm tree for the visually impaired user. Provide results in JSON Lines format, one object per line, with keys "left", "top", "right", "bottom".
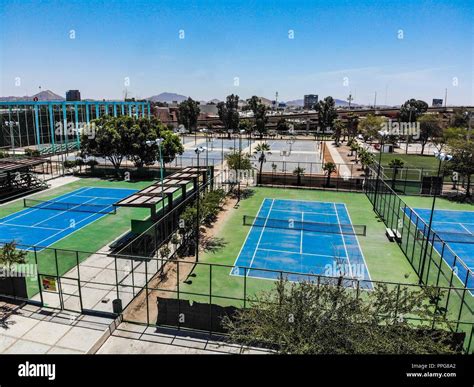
{"left": 254, "top": 142, "right": 271, "bottom": 185}
{"left": 388, "top": 159, "right": 405, "bottom": 190}
{"left": 323, "top": 162, "right": 337, "bottom": 187}
{"left": 293, "top": 167, "right": 305, "bottom": 186}
{"left": 359, "top": 150, "right": 375, "bottom": 176}
{"left": 332, "top": 119, "right": 345, "bottom": 146}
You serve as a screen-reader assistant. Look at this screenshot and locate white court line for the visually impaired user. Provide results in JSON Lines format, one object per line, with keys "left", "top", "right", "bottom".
{"left": 334, "top": 203, "right": 353, "bottom": 278}
{"left": 72, "top": 195, "right": 127, "bottom": 200}
{"left": 32, "top": 196, "right": 99, "bottom": 227}
{"left": 300, "top": 212, "right": 304, "bottom": 254}
{"left": 258, "top": 248, "right": 346, "bottom": 259}
{"left": 0, "top": 222, "right": 62, "bottom": 231}
{"left": 247, "top": 199, "right": 275, "bottom": 276}
{"left": 33, "top": 206, "right": 110, "bottom": 247}
{"left": 459, "top": 223, "right": 473, "bottom": 235}
{"left": 229, "top": 199, "right": 266, "bottom": 274}
{"left": 271, "top": 208, "right": 337, "bottom": 217}
{"left": 343, "top": 203, "right": 373, "bottom": 284}
{"left": 406, "top": 208, "right": 472, "bottom": 294}
{"left": 430, "top": 221, "right": 474, "bottom": 225}
{"left": 0, "top": 187, "right": 92, "bottom": 224}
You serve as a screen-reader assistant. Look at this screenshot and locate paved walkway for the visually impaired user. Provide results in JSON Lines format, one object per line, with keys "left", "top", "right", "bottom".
{"left": 0, "top": 302, "right": 115, "bottom": 354}
{"left": 97, "top": 322, "right": 269, "bottom": 354}
{"left": 325, "top": 142, "right": 352, "bottom": 177}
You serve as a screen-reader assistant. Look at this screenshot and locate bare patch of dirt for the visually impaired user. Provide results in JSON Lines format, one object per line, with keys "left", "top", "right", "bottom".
{"left": 122, "top": 195, "right": 239, "bottom": 324}
{"left": 334, "top": 142, "right": 365, "bottom": 177}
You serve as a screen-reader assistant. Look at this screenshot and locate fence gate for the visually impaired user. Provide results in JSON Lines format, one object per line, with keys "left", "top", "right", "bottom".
{"left": 37, "top": 274, "right": 82, "bottom": 313}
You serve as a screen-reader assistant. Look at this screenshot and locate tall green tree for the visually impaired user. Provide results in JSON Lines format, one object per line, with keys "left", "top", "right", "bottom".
{"left": 447, "top": 139, "right": 474, "bottom": 198}
{"left": 247, "top": 96, "right": 268, "bottom": 138}
{"left": 81, "top": 116, "right": 183, "bottom": 174}
{"left": 254, "top": 142, "right": 271, "bottom": 185}
{"left": 217, "top": 94, "right": 240, "bottom": 136}
{"left": 224, "top": 151, "right": 252, "bottom": 187}
{"left": 332, "top": 119, "right": 345, "bottom": 146}
{"left": 317, "top": 96, "right": 338, "bottom": 133}
{"left": 346, "top": 112, "right": 359, "bottom": 140}
{"left": 359, "top": 114, "right": 386, "bottom": 141}
{"left": 417, "top": 114, "right": 443, "bottom": 155}
{"left": 322, "top": 162, "right": 337, "bottom": 187}
{"left": 293, "top": 167, "right": 305, "bottom": 186}
{"left": 177, "top": 97, "right": 201, "bottom": 132}
{"left": 359, "top": 149, "right": 375, "bottom": 176}
{"left": 80, "top": 115, "right": 131, "bottom": 175}
{"left": 399, "top": 99, "right": 428, "bottom": 122}
{"left": 276, "top": 118, "right": 290, "bottom": 132}
{"left": 223, "top": 279, "right": 456, "bottom": 354}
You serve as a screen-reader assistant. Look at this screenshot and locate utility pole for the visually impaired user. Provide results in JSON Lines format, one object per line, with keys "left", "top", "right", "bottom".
{"left": 373, "top": 91, "right": 377, "bottom": 110}
{"left": 347, "top": 94, "right": 353, "bottom": 109}
{"left": 275, "top": 91, "right": 279, "bottom": 114}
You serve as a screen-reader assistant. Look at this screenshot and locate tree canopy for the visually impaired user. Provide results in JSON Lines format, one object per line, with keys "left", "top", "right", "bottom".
{"left": 317, "top": 96, "right": 338, "bottom": 132}
{"left": 80, "top": 116, "right": 183, "bottom": 173}
{"left": 399, "top": 99, "right": 428, "bottom": 122}
{"left": 223, "top": 279, "right": 457, "bottom": 354}
{"left": 417, "top": 114, "right": 443, "bottom": 155}
{"left": 217, "top": 94, "right": 240, "bottom": 132}
{"left": 177, "top": 97, "right": 200, "bottom": 131}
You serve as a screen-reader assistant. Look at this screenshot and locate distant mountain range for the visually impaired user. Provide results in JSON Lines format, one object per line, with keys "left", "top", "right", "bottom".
{"left": 0, "top": 90, "right": 390, "bottom": 108}
{"left": 147, "top": 92, "right": 189, "bottom": 103}
{"left": 0, "top": 90, "right": 64, "bottom": 102}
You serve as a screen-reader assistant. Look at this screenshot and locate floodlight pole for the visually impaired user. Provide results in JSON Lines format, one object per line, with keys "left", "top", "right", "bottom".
{"left": 194, "top": 146, "right": 206, "bottom": 263}
{"left": 238, "top": 130, "right": 245, "bottom": 203}
{"left": 418, "top": 153, "right": 450, "bottom": 285}
{"left": 196, "top": 149, "right": 201, "bottom": 263}
{"left": 373, "top": 131, "right": 388, "bottom": 212}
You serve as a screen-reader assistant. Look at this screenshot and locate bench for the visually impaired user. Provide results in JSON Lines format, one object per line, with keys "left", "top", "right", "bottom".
{"left": 385, "top": 227, "right": 395, "bottom": 242}
{"left": 393, "top": 229, "right": 402, "bottom": 242}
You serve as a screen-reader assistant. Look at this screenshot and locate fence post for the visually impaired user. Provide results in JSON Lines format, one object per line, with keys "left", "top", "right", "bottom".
{"left": 209, "top": 265, "right": 213, "bottom": 334}
{"left": 177, "top": 260, "right": 180, "bottom": 331}
{"left": 243, "top": 267, "right": 247, "bottom": 309}
{"left": 76, "top": 251, "right": 84, "bottom": 312}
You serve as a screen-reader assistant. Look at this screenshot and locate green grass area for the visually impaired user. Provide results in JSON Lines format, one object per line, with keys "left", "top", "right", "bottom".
{"left": 178, "top": 187, "right": 418, "bottom": 306}
{"left": 0, "top": 178, "right": 152, "bottom": 296}
{"left": 175, "top": 187, "right": 473, "bottom": 352}
{"left": 402, "top": 195, "right": 474, "bottom": 212}
{"left": 380, "top": 153, "right": 439, "bottom": 170}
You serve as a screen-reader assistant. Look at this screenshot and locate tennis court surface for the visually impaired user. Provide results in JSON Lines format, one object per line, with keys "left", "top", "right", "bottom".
{"left": 0, "top": 187, "right": 137, "bottom": 250}
{"left": 412, "top": 208, "right": 474, "bottom": 289}
{"left": 232, "top": 198, "right": 372, "bottom": 287}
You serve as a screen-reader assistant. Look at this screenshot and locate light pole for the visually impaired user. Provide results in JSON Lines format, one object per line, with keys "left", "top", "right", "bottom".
{"left": 418, "top": 151, "right": 452, "bottom": 284}
{"left": 146, "top": 138, "right": 165, "bottom": 213}
{"left": 372, "top": 130, "right": 389, "bottom": 212}
{"left": 194, "top": 146, "right": 206, "bottom": 262}
{"left": 237, "top": 129, "right": 245, "bottom": 203}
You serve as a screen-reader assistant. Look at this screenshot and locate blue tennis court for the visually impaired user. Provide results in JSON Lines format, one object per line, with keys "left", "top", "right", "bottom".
{"left": 232, "top": 198, "right": 372, "bottom": 287}
{"left": 412, "top": 208, "right": 474, "bottom": 289}
{"left": 0, "top": 187, "right": 137, "bottom": 251}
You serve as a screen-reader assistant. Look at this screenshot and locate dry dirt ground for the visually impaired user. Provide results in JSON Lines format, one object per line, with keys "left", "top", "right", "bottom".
{"left": 122, "top": 195, "right": 238, "bottom": 325}
{"left": 333, "top": 142, "right": 366, "bottom": 177}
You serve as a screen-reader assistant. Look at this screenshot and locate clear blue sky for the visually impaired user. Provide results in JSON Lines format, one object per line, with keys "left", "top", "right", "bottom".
{"left": 0, "top": 0, "right": 472, "bottom": 105}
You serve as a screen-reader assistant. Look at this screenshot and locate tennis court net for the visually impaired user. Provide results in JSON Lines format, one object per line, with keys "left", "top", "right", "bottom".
{"left": 243, "top": 215, "right": 366, "bottom": 236}
{"left": 417, "top": 229, "right": 474, "bottom": 244}
{"left": 24, "top": 198, "right": 116, "bottom": 214}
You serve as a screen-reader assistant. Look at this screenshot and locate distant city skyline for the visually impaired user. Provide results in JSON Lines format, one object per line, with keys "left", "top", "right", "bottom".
{"left": 1, "top": 0, "right": 472, "bottom": 105}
